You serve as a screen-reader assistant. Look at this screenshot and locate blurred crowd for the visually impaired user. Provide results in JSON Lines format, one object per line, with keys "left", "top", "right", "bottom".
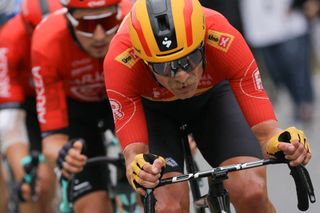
{"left": 200, "top": 0, "right": 320, "bottom": 124}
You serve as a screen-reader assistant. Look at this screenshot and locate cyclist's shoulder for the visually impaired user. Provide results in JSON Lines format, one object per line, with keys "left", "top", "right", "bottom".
{"left": 105, "top": 20, "right": 141, "bottom": 71}
{"left": 0, "top": 15, "right": 27, "bottom": 42}
{"left": 203, "top": 10, "right": 252, "bottom": 67}
{"left": 32, "top": 9, "right": 69, "bottom": 50}
{"left": 204, "top": 8, "right": 231, "bottom": 27}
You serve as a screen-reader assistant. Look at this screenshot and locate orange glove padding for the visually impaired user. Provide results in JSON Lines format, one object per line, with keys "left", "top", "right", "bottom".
{"left": 267, "top": 127, "right": 311, "bottom": 159}
{"left": 129, "top": 153, "right": 166, "bottom": 190}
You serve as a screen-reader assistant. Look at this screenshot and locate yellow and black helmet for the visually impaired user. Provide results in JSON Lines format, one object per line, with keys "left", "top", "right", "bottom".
{"left": 129, "top": 0, "right": 205, "bottom": 63}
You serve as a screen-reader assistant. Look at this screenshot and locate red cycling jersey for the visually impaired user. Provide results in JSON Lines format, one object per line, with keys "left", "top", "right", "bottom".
{"left": 104, "top": 9, "right": 277, "bottom": 150}
{"left": 0, "top": 15, "right": 34, "bottom": 104}
{"left": 31, "top": 1, "right": 131, "bottom": 133}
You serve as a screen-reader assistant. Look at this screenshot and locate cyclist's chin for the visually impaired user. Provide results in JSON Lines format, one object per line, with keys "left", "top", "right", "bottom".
{"left": 173, "top": 88, "right": 196, "bottom": 100}
{"left": 86, "top": 47, "right": 108, "bottom": 59}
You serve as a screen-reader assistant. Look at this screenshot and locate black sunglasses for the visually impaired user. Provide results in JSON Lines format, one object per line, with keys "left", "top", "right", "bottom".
{"left": 146, "top": 42, "right": 204, "bottom": 77}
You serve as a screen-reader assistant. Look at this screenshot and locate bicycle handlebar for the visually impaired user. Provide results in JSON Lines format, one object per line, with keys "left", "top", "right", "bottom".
{"left": 158, "top": 158, "right": 280, "bottom": 186}
{"left": 58, "top": 156, "right": 125, "bottom": 213}
{"left": 289, "top": 164, "right": 316, "bottom": 211}
{"left": 144, "top": 158, "right": 316, "bottom": 212}
{"left": 19, "top": 151, "right": 44, "bottom": 202}
{"left": 86, "top": 155, "right": 124, "bottom": 167}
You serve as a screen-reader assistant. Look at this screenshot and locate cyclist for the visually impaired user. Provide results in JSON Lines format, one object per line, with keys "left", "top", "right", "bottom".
{"left": 0, "top": 1, "right": 20, "bottom": 211}
{"left": 31, "top": 0, "right": 132, "bottom": 212}
{"left": 0, "top": 0, "right": 61, "bottom": 212}
{"left": 103, "top": 0, "right": 312, "bottom": 212}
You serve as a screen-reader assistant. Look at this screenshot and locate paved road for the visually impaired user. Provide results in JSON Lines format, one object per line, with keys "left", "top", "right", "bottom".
{"left": 194, "top": 73, "right": 320, "bottom": 213}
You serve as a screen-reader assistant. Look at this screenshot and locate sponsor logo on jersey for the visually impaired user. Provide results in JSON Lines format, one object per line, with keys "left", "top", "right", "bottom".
{"left": 116, "top": 48, "right": 139, "bottom": 69}
{"left": 107, "top": 90, "right": 136, "bottom": 132}
{"left": 72, "top": 180, "right": 92, "bottom": 197}
{"left": 32, "top": 66, "right": 46, "bottom": 124}
{"left": 73, "top": 181, "right": 91, "bottom": 191}
{"left": 70, "top": 71, "right": 105, "bottom": 101}
{"left": 71, "top": 58, "right": 92, "bottom": 76}
{"left": 110, "top": 98, "right": 125, "bottom": 122}
{"left": 239, "top": 61, "right": 268, "bottom": 99}
{"left": 0, "top": 48, "right": 10, "bottom": 98}
{"left": 252, "top": 68, "right": 263, "bottom": 91}
{"left": 166, "top": 157, "right": 178, "bottom": 168}
{"left": 207, "top": 30, "right": 234, "bottom": 52}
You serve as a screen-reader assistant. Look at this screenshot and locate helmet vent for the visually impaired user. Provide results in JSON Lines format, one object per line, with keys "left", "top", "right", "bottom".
{"left": 157, "top": 15, "right": 169, "bottom": 33}
{"left": 146, "top": 0, "right": 177, "bottom": 51}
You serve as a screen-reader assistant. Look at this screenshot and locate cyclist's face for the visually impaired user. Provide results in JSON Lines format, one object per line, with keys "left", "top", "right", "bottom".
{"left": 153, "top": 62, "right": 204, "bottom": 99}
{"left": 71, "top": 7, "right": 119, "bottom": 59}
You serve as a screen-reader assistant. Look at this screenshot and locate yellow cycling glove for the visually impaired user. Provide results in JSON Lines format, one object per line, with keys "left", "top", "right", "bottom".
{"left": 129, "top": 153, "right": 166, "bottom": 190}
{"left": 267, "top": 127, "right": 311, "bottom": 159}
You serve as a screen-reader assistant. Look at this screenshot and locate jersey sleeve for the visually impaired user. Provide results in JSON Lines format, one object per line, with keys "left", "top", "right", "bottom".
{"left": 206, "top": 13, "right": 277, "bottom": 127}
{"left": 31, "top": 48, "right": 68, "bottom": 134}
{"left": 104, "top": 36, "right": 148, "bottom": 150}
{"left": 0, "top": 30, "right": 25, "bottom": 106}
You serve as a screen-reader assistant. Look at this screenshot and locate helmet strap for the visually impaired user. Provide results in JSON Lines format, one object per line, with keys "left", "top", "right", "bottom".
{"left": 66, "top": 14, "right": 87, "bottom": 52}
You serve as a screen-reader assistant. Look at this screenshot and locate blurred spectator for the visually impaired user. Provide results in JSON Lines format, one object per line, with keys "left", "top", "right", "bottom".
{"left": 293, "top": 0, "right": 320, "bottom": 20}
{"left": 303, "top": 0, "right": 320, "bottom": 63}
{"left": 240, "top": 0, "right": 315, "bottom": 124}
{"left": 199, "top": 0, "right": 243, "bottom": 33}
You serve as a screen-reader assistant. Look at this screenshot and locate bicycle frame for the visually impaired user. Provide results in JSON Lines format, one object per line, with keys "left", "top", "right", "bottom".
{"left": 180, "top": 124, "right": 206, "bottom": 213}
{"left": 58, "top": 156, "right": 127, "bottom": 213}
{"left": 118, "top": 121, "right": 315, "bottom": 212}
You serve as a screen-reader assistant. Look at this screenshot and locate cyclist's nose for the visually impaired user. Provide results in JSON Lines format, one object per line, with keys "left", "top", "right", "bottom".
{"left": 174, "top": 69, "right": 190, "bottom": 83}
{"left": 92, "top": 25, "right": 105, "bottom": 40}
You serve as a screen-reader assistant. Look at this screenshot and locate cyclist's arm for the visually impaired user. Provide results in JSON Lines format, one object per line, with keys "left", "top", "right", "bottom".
{"left": 251, "top": 120, "right": 281, "bottom": 157}
{"left": 123, "top": 143, "right": 149, "bottom": 167}
{"left": 32, "top": 48, "right": 86, "bottom": 177}
{"left": 0, "top": 30, "right": 29, "bottom": 181}
{"left": 251, "top": 120, "right": 311, "bottom": 166}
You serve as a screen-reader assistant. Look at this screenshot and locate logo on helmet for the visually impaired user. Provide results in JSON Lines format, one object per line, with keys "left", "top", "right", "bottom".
{"left": 88, "top": 0, "right": 105, "bottom": 7}
{"left": 60, "top": 0, "right": 106, "bottom": 8}
{"left": 162, "top": 37, "right": 172, "bottom": 49}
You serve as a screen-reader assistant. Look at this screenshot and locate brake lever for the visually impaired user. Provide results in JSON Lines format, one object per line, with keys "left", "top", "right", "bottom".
{"left": 276, "top": 131, "right": 316, "bottom": 211}
{"left": 289, "top": 164, "right": 316, "bottom": 211}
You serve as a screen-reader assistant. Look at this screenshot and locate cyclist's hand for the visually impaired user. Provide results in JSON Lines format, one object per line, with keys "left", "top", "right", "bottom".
{"left": 56, "top": 138, "right": 87, "bottom": 179}
{"left": 266, "top": 127, "right": 311, "bottom": 166}
{"left": 127, "top": 153, "right": 166, "bottom": 195}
